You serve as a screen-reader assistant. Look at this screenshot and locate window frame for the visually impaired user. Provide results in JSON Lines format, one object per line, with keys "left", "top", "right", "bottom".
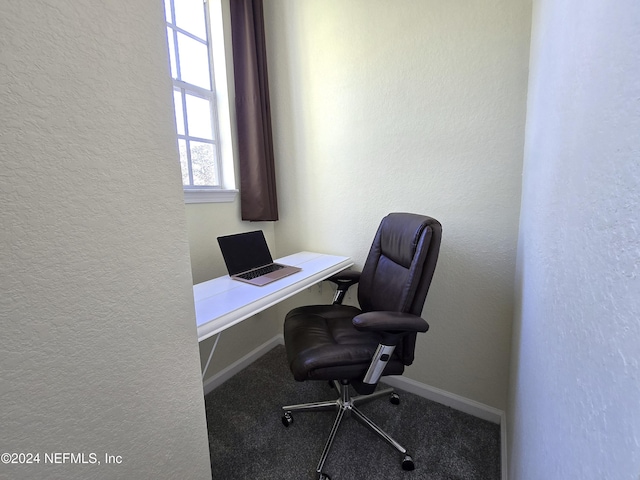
{"left": 165, "top": 0, "right": 238, "bottom": 203}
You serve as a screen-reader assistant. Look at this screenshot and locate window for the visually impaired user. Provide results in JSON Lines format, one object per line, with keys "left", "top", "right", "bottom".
{"left": 164, "top": 0, "right": 236, "bottom": 202}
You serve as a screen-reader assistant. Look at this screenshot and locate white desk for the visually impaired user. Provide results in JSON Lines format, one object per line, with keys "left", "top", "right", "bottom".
{"left": 194, "top": 251, "right": 353, "bottom": 379}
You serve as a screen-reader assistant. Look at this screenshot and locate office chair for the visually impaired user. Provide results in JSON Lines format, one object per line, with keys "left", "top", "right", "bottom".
{"left": 281, "top": 213, "right": 442, "bottom": 480}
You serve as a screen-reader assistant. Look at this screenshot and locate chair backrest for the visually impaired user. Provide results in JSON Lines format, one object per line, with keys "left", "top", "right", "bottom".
{"left": 358, "top": 213, "right": 442, "bottom": 365}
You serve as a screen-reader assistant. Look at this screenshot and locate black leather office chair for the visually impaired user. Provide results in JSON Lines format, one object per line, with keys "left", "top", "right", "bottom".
{"left": 281, "top": 213, "right": 442, "bottom": 480}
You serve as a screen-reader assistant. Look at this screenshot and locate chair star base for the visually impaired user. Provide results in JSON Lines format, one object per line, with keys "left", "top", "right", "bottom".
{"left": 281, "top": 381, "right": 415, "bottom": 478}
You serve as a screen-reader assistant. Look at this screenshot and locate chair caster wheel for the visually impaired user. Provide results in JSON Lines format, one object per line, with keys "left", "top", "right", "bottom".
{"left": 402, "top": 454, "right": 415, "bottom": 471}
{"left": 281, "top": 411, "right": 293, "bottom": 427}
{"left": 390, "top": 392, "right": 400, "bottom": 405}
{"left": 318, "top": 473, "right": 331, "bottom": 480}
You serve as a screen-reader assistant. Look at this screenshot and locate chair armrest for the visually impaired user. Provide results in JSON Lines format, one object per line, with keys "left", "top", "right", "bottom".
{"left": 352, "top": 311, "right": 429, "bottom": 336}
{"left": 353, "top": 312, "right": 429, "bottom": 394}
{"left": 326, "top": 270, "right": 361, "bottom": 305}
{"left": 326, "top": 270, "right": 361, "bottom": 285}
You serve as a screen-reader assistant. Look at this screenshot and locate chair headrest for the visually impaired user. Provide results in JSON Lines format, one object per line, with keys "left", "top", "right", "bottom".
{"left": 379, "top": 213, "right": 432, "bottom": 267}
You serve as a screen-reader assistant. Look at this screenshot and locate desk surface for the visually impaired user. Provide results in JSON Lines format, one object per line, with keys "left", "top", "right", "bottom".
{"left": 194, "top": 252, "right": 353, "bottom": 342}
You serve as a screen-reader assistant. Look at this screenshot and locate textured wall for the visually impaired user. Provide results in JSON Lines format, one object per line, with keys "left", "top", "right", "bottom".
{"left": 0, "top": 1, "right": 211, "bottom": 479}
{"left": 509, "top": 0, "right": 640, "bottom": 478}
{"left": 264, "top": 0, "right": 531, "bottom": 410}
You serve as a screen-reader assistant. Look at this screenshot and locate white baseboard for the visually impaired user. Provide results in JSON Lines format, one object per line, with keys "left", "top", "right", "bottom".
{"left": 501, "top": 417, "right": 508, "bottom": 479}
{"left": 202, "top": 334, "right": 284, "bottom": 395}
{"left": 382, "top": 375, "right": 503, "bottom": 423}
{"left": 203, "top": 334, "right": 508, "bottom": 478}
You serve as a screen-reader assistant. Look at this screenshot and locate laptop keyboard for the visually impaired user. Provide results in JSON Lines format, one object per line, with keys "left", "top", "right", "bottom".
{"left": 238, "top": 264, "right": 285, "bottom": 280}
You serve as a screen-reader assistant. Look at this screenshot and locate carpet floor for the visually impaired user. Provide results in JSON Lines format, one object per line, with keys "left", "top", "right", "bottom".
{"left": 204, "top": 346, "right": 500, "bottom": 480}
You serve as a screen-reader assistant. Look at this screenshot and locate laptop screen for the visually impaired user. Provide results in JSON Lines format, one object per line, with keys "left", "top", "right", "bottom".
{"left": 217, "top": 231, "right": 274, "bottom": 276}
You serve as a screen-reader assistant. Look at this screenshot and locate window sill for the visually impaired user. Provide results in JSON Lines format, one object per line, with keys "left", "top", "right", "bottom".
{"left": 184, "top": 188, "right": 238, "bottom": 204}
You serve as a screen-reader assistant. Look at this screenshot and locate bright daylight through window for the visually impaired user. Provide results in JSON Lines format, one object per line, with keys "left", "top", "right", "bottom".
{"left": 164, "top": 0, "right": 221, "bottom": 188}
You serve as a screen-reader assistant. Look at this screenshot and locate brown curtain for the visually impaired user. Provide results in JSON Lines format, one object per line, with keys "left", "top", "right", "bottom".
{"left": 230, "top": 0, "right": 278, "bottom": 221}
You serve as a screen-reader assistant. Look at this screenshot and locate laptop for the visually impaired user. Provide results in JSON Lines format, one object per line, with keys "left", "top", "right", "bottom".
{"left": 217, "top": 230, "right": 301, "bottom": 286}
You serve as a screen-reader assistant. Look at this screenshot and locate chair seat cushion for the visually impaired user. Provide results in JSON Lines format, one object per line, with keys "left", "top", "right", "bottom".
{"left": 284, "top": 304, "right": 406, "bottom": 382}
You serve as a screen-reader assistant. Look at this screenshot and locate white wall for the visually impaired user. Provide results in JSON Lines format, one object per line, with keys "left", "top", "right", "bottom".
{"left": 509, "top": 0, "right": 640, "bottom": 478}
{"left": 264, "top": 0, "right": 532, "bottom": 410}
{"left": 0, "top": 1, "right": 211, "bottom": 478}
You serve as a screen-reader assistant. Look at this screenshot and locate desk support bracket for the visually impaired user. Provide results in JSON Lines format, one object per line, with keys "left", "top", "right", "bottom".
{"left": 201, "top": 333, "right": 221, "bottom": 381}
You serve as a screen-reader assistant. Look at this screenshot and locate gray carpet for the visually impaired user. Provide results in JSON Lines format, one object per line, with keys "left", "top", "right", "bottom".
{"left": 204, "top": 346, "right": 500, "bottom": 480}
